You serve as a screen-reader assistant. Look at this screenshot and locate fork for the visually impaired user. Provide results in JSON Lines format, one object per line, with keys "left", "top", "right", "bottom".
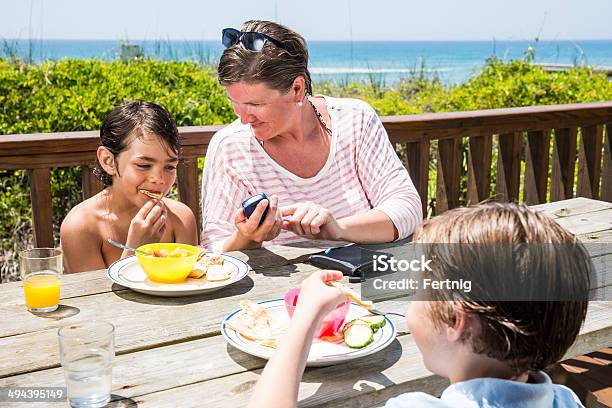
{"left": 107, "top": 239, "right": 151, "bottom": 256}
{"left": 369, "top": 308, "right": 405, "bottom": 318}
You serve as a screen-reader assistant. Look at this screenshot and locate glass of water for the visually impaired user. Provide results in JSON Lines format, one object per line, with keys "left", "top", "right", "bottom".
{"left": 58, "top": 321, "right": 115, "bottom": 408}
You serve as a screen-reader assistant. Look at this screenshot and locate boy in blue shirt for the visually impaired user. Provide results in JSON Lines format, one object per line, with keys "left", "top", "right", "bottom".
{"left": 247, "top": 203, "right": 591, "bottom": 407}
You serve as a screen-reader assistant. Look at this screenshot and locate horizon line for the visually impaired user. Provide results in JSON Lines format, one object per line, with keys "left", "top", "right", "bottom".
{"left": 3, "top": 37, "right": 612, "bottom": 43}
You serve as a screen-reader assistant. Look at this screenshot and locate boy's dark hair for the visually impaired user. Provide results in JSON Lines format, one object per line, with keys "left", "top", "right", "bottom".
{"left": 218, "top": 20, "right": 312, "bottom": 95}
{"left": 94, "top": 101, "right": 180, "bottom": 186}
{"left": 413, "top": 202, "right": 591, "bottom": 373}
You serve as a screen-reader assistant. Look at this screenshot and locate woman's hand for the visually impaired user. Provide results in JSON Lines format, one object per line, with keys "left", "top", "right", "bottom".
{"left": 281, "top": 202, "right": 344, "bottom": 241}
{"left": 126, "top": 200, "right": 167, "bottom": 247}
{"left": 234, "top": 195, "right": 283, "bottom": 245}
{"left": 295, "top": 270, "right": 348, "bottom": 320}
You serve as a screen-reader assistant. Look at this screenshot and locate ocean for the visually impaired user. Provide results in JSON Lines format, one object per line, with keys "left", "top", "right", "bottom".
{"left": 3, "top": 39, "right": 612, "bottom": 85}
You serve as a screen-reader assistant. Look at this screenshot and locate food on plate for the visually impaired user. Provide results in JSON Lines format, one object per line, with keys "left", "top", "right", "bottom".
{"left": 226, "top": 300, "right": 282, "bottom": 348}
{"left": 187, "top": 254, "right": 234, "bottom": 281}
{"left": 284, "top": 287, "right": 349, "bottom": 338}
{"left": 224, "top": 322, "right": 278, "bottom": 348}
{"left": 151, "top": 248, "right": 169, "bottom": 257}
{"left": 329, "top": 281, "right": 374, "bottom": 310}
{"left": 135, "top": 243, "right": 200, "bottom": 283}
{"left": 145, "top": 246, "right": 193, "bottom": 258}
{"left": 342, "top": 315, "right": 386, "bottom": 349}
{"left": 227, "top": 295, "right": 386, "bottom": 350}
{"left": 196, "top": 249, "right": 207, "bottom": 261}
{"left": 343, "top": 320, "right": 374, "bottom": 348}
{"left": 239, "top": 300, "right": 272, "bottom": 329}
{"left": 139, "top": 189, "right": 163, "bottom": 200}
{"left": 188, "top": 266, "right": 206, "bottom": 279}
{"left": 167, "top": 247, "right": 193, "bottom": 258}
{"left": 206, "top": 255, "right": 225, "bottom": 265}
{"left": 358, "top": 315, "right": 386, "bottom": 332}
{"left": 206, "top": 264, "right": 233, "bottom": 281}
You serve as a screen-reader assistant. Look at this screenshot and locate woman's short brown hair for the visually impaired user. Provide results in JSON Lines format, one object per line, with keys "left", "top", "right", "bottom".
{"left": 217, "top": 20, "right": 312, "bottom": 95}
{"left": 413, "top": 202, "right": 592, "bottom": 373}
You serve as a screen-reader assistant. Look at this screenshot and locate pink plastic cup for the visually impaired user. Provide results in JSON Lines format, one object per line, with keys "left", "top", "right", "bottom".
{"left": 284, "top": 287, "right": 350, "bottom": 338}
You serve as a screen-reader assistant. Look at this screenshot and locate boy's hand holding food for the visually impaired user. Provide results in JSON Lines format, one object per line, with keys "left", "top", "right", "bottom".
{"left": 233, "top": 194, "right": 283, "bottom": 245}
{"left": 294, "top": 270, "right": 348, "bottom": 322}
{"left": 126, "top": 199, "right": 167, "bottom": 249}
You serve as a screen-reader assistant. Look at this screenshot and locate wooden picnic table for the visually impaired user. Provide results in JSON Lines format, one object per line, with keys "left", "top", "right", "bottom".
{"left": 1, "top": 197, "right": 611, "bottom": 407}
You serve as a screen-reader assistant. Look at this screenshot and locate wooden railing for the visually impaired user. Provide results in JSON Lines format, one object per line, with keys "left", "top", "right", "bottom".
{"left": 1, "top": 102, "right": 611, "bottom": 248}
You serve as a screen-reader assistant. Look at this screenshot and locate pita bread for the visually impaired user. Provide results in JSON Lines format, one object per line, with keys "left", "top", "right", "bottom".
{"left": 226, "top": 300, "right": 289, "bottom": 348}
{"left": 235, "top": 301, "right": 275, "bottom": 340}
{"left": 139, "top": 189, "right": 163, "bottom": 200}
{"left": 225, "top": 322, "right": 279, "bottom": 348}
{"left": 329, "top": 281, "right": 374, "bottom": 310}
{"left": 188, "top": 254, "right": 234, "bottom": 281}
{"left": 188, "top": 266, "right": 206, "bottom": 279}
{"left": 238, "top": 300, "right": 272, "bottom": 328}
{"left": 206, "top": 255, "right": 225, "bottom": 265}
{"left": 206, "top": 264, "right": 233, "bottom": 281}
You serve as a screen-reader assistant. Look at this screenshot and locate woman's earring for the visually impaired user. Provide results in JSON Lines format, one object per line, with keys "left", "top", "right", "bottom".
{"left": 297, "top": 101, "right": 303, "bottom": 107}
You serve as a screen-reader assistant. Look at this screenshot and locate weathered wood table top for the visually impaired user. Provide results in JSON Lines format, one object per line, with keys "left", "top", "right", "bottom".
{"left": 1, "top": 197, "right": 611, "bottom": 407}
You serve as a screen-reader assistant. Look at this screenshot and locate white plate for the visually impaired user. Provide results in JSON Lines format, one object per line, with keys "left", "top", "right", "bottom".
{"left": 106, "top": 254, "right": 249, "bottom": 297}
{"left": 221, "top": 299, "right": 397, "bottom": 367}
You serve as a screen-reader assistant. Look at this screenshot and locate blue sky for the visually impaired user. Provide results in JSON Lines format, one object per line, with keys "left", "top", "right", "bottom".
{"left": 2, "top": 0, "right": 611, "bottom": 41}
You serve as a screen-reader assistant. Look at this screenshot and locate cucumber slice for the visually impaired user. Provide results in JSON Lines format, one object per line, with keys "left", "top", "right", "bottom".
{"left": 342, "top": 319, "right": 367, "bottom": 335}
{"left": 343, "top": 321, "right": 374, "bottom": 349}
{"left": 358, "top": 315, "right": 386, "bottom": 332}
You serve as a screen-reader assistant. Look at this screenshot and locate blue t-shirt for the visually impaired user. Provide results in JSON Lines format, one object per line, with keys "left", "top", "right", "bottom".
{"left": 386, "top": 371, "right": 583, "bottom": 408}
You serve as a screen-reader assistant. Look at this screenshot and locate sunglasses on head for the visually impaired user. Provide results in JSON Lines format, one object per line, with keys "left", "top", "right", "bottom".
{"left": 222, "top": 28, "right": 289, "bottom": 53}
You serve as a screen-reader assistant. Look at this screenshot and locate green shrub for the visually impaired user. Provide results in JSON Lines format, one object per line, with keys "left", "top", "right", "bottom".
{"left": 0, "top": 58, "right": 234, "bottom": 281}
{"left": 1, "top": 56, "right": 611, "bottom": 281}
{"left": 315, "top": 59, "right": 612, "bottom": 215}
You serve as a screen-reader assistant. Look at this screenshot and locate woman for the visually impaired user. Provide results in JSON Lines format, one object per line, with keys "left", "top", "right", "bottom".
{"left": 201, "top": 20, "right": 422, "bottom": 252}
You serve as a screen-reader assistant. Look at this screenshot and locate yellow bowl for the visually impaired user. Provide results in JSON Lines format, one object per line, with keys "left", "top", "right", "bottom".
{"left": 135, "top": 243, "right": 200, "bottom": 284}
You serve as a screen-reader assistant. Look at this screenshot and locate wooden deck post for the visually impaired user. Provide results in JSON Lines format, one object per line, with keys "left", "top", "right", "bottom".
{"left": 177, "top": 157, "right": 201, "bottom": 239}
{"left": 577, "top": 125, "right": 604, "bottom": 199}
{"left": 467, "top": 135, "right": 493, "bottom": 204}
{"left": 405, "top": 140, "right": 430, "bottom": 216}
{"left": 524, "top": 130, "right": 551, "bottom": 205}
{"left": 550, "top": 128, "right": 577, "bottom": 201}
{"left": 436, "top": 137, "right": 462, "bottom": 214}
{"left": 28, "top": 168, "right": 55, "bottom": 248}
{"left": 496, "top": 132, "right": 522, "bottom": 202}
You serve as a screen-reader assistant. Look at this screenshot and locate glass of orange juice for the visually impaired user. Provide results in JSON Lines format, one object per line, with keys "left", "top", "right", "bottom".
{"left": 20, "top": 248, "right": 63, "bottom": 313}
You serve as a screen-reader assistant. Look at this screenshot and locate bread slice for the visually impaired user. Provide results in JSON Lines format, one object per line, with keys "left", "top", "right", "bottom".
{"left": 139, "top": 189, "right": 163, "bottom": 200}
{"left": 329, "top": 281, "right": 374, "bottom": 310}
